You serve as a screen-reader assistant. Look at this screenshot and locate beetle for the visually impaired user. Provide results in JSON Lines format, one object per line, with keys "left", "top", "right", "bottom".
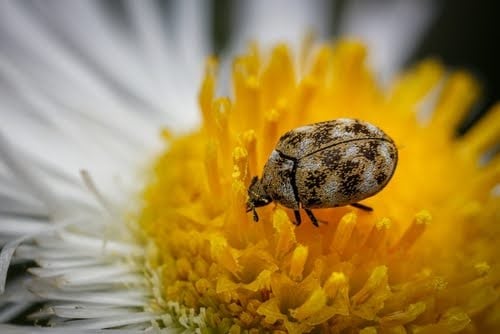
{"left": 246, "top": 118, "right": 398, "bottom": 226}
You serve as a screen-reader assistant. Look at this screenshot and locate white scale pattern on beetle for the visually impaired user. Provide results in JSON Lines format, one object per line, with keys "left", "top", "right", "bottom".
{"left": 359, "top": 160, "right": 377, "bottom": 194}
{"left": 293, "top": 125, "right": 314, "bottom": 133}
{"left": 297, "top": 138, "right": 315, "bottom": 156}
{"left": 344, "top": 145, "right": 359, "bottom": 158}
{"left": 378, "top": 141, "right": 391, "bottom": 161}
{"left": 365, "top": 122, "right": 382, "bottom": 135}
{"left": 330, "top": 126, "right": 350, "bottom": 140}
{"left": 323, "top": 178, "right": 339, "bottom": 201}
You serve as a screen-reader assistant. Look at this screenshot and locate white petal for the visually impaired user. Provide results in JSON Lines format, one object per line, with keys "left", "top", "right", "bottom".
{"left": 230, "top": 0, "right": 332, "bottom": 50}
{"left": 0, "top": 217, "right": 88, "bottom": 294}
{"left": 52, "top": 312, "right": 158, "bottom": 329}
{"left": 125, "top": 0, "right": 200, "bottom": 130}
{"left": 27, "top": 282, "right": 147, "bottom": 307}
{"left": 34, "top": 304, "right": 141, "bottom": 319}
{"left": 0, "top": 324, "right": 150, "bottom": 333}
{"left": 0, "top": 302, "right": 33, "bottom": 323}
{"left": 29, "top": 0, "right": 171, "bottom": 119}
{"left": 339, "top": 0, "right": 438, "bottom": 81}
{"left": 0, "top": 217, "right": 48, "bottom": 236}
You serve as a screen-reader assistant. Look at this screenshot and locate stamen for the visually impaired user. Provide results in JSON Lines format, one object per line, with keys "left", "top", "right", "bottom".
{"left": 379, "top": 302, "right": 427, "bottom": 327}
{"left": 204, "top": 140, "right": 221, "bottom": 197}
{"left": 289, "top": 244, "right": 308, "bottom": 281}
{"left": 392, "top": 210, "right": 432, "bottom": 253}
{"left": 213, "top": 97, "right": 232, "bottom": 160}
{"left": 260, "top": 45, "right": 295, "bottom": 115}
{"left": 351, "top": 266, "right": 390, "bottom": 320}
{"left": 431, "top": 72, "right": 480, "bottom": 134}
{"left": 262, "top": 109, "right": 281, "bottom": 158}
{"left": 459, "top": 103, "right": 500, "bottom": 161}
{"left": 232, "top": 56, "right": 260, "bottom": 132}
{"left": 199, "top": 58, "right": 217, "bottom": 135}
{"left": 239, "top": 130, "right": 257, "bottom": 177}
{"left": 364, "top": 217, "right": 391, "bottom": 253}
{"left": 232, "top": 146, "right": 249, "bottom": 185}
{"left": 390, "top": 59, "right": 444, "bottom": 112}
{"left": 289, "top": 288, "right": 326, "bottom": 321}
{"left": 273, "top": 209, "right": 296, "bottom": 260}
{"left": 323, "top": 272, "right": 347, "bottom": 300}
{"left": 330, "top": 212, "right": 357, "bottom": 256}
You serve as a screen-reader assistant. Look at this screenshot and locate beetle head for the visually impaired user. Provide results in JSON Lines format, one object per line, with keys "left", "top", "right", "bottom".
{"left": 246, "top": 176, "right": 272, "bottom": 222}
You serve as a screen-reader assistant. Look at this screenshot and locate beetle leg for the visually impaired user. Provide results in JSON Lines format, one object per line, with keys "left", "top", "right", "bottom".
{"left": 252, "top": 208, "right": 259, "bottom": 222}
{"left": 293, "top": 210, "right": 302, "bottom": 226}
{"left": 350, "top": 203, "right": 373, "bottom": 211}
{"left": 304, "top": 209, "right": 319, "bottom": 227}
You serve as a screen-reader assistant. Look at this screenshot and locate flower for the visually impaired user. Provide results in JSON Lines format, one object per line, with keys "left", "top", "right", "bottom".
{"left": 1, "top": 1, "right": 499, "bottom": 333}
{"left": 139, "top": 41, "right": 500, "bottom": 333}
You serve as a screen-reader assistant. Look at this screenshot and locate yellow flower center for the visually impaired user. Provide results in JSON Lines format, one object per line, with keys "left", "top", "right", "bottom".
{"left": 139, "top": 40, "right": 500, "bottom": 333}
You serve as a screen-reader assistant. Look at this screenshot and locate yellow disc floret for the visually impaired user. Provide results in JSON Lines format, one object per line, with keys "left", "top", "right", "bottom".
{"left": 139, "top": 40, "right": 500, "bottom": 333}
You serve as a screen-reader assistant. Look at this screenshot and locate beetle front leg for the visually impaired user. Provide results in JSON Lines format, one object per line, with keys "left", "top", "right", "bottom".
{"left": 252, "top": 208, "right": 259, "bottom": 222}
{"left": 304, "top": 209, "right": 319, "bottom": 227}
{"left": 293, "top": 210, "right": 302, "bottom": 226}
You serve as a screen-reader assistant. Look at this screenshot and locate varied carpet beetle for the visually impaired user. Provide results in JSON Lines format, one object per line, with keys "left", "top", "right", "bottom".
{"left": 246, "top": 118, "right": 398, "bottom": 226}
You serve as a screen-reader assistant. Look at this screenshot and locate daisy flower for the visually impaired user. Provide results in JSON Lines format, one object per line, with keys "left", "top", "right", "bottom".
{"left": 1, "top": 1, "right": 499, "bottom": 333}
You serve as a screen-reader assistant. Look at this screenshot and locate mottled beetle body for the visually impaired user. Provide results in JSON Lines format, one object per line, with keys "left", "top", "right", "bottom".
{"left": 247, "top": 118, "right": 398, "bottom": 226}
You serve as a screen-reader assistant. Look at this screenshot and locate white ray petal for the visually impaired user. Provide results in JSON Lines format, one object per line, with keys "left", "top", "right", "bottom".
{"left": 125, "top": 0, "right": 199, "bottom": 130}
{"left": 0, "top": 217, "right": 48, "bottom": 236}
{"left": 230, "top": 0, "right": 332, "bottom": 50}
{"left": 0, "top": 276, "right": 42, "bottom": 303}
{"left": 0, "top": 195, "right": 47, "bottom": 218}
{"left": 0, "top": 236, "right": 35, "bottom": 295}
{"left": 29, "top": 264, "right": 135, "bottom": 280}
{"left": 28, "top": 288, "right": 147, "bottom": 307}
{"left": 0, "top": 2, "right": 167, "bottom": 166}
{"left": 0, "top": 55, "right": 160, "bottom": 170}
{"left": 0, "top": 324, "right": 150, "bottom": 333}
{"left": 14, "top": 245, "right": 108, "bottom": 261}
{"left": 59, "top": 274, "right": 146, "bottom": 289}
{"left": 37, "top": 304, "right": 141, "bottom": 319}
{"left": 54, "top": 312, "right": 158, "bottom": 329}
{"left": 0, "top": 302, "right": 33, "bottom": 323}
{"left": 170, "top": 0, "right": 211, "bottom": 114}
{"left": 55, "top": 231, "right": 144, "bottom": 257}
{"left": 0, "top": 133, "right": 57, "bottom": 215}
{"left": 35, "top": 258, "right": 108, "bottom": 270}
{"left": 171, "top": 0, "right": 211, "bottom": 69}
{"left": 0, "top": 1, "right": 140, "bottom": 121}
{"left": 0, "top": 217, "right": 88, "bottom": 294}
{"left": 339, "top": 0, "right": 438, "bottom": 81}
{"left": 29, "top": 0, "right": 169, "bottom": 118}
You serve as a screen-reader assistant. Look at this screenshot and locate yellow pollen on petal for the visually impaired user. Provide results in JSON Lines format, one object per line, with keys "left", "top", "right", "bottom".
{"left": 138, "top": 39, "right": 500, "bottom": 332}
{"left": 459, "top": 102, "right": 500, "bottom": 161}
{"left": 323, "top": 272, "right": 347, "bottom": 299}
{"left": 289, "top": 287, "right": 327, "bottom": 320}
{"left": 392, "top": 210, "right": 431, "bottom": 253}
{"left": 289, "top": 244, "right": 308, "bottom": 281}
{"left": 474, "top": 262, "right": 490, "bottom": 276}
{"left": 331, "top": 212, "right": 357, "bottom": 256}
{"left": 351, "top": 266, "right": 390, "bottom": 320}
{"left": 273, "top": 209, "right": 296, "bottom": 260}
